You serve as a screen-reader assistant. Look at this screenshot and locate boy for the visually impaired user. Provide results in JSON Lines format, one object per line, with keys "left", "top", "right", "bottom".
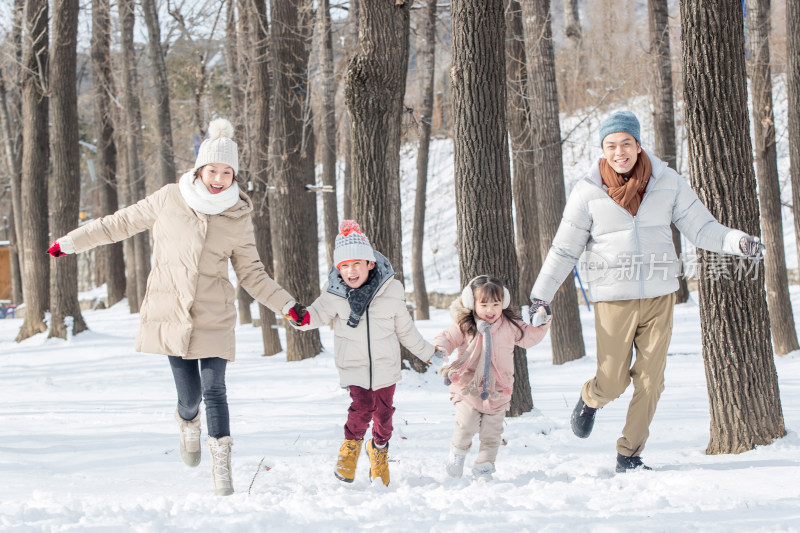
{"left": 288, "top": 220, "right": 435, "bottom": 486}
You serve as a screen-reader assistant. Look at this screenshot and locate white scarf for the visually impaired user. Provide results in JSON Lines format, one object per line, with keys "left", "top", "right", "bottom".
{"left": 178, "top": 171, "right": 240, "bottom": 215}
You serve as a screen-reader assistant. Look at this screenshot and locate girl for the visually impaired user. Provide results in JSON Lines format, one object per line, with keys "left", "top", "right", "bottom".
{"left": 47, "top": 118, "right": 306, "bottom": 496}
{"left": 434, "top": 275, "right": 551, "bottom": 481}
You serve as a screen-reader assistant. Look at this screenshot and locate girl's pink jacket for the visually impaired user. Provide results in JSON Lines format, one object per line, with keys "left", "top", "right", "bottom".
{"left": 433, "top": 299, "right": 551, "bottom": 414}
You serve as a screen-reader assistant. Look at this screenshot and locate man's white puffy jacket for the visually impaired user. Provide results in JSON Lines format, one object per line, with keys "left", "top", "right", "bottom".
{"left": 531, "top": 153, "right": 747, "bottom": 303}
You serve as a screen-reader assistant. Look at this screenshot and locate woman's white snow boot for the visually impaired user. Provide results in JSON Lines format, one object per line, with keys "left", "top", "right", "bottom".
{"left": 207, "top": 436, "right": 234, "bottom": 496}
{"left": 175, "top": 409, "right": 202, "bottom": 467}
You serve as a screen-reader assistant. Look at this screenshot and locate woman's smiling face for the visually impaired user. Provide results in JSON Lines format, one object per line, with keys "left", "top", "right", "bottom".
{"left": 199, "top": 164, "right": 235, "bottom": 194}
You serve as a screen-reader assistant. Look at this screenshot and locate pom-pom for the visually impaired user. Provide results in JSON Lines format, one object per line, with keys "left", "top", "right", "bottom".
{"left": 339, "top": 219, "right": 362, "bottom": 236}
{"left": 480, "top": 391, "right": 489, "bottom": 401}
{"left": 207, "top": 118, "right": 234, "bottom": 140}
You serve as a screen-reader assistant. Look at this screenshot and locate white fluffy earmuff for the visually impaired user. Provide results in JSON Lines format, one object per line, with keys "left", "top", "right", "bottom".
{"left": 461, "top": 276, "right": 511, "bottom": 310}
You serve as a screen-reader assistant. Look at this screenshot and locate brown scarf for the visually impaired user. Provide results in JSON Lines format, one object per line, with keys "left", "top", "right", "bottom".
{"left": 599, "top": 149, "right": 652, "bottom": 216}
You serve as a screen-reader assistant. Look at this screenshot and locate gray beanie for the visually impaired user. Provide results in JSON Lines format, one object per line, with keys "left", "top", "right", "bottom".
{"left": 334, "top": 220, "right": 376, "bottom": 268}
{"left": 194, "top": 118, "right": 239, "bottom": 175}
{"left": 599, "top": 110, "right": 640, "bottom": 146}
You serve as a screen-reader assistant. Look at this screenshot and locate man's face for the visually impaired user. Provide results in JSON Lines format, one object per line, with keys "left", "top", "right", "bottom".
{"left": 338, "top": 260, "right": 374, "bottom": 288}
{"left": 602, "top": 132, "right": 641, "bottom": 175}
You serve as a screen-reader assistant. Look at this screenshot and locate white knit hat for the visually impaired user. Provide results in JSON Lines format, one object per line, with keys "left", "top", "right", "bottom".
{"left": 194, "top": 118, "right": 238, "bottom": 175}
{"left": 334, "top": 220, "right": 376, "bottom": 268}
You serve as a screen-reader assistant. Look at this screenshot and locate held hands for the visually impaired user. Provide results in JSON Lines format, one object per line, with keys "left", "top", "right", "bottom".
{"left": 47, "top": 237, "right": 75, "bottom": 258}
{"left": 47, "top": 241, "right": 66, "bottom": 257}
{"left": 426, "top": 346, "right": 447, "bottom": 364}
{"left": 739, "top": 235, "right": 765, "bottom": 259}
{"left": 529, "top": 298, "right": 552, "bottom": 327}
{"left": 285, "top": 303, "right": 310, "bottom": 327}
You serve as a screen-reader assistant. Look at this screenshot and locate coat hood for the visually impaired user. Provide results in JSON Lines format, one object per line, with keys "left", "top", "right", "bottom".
{"left": 325, "top": 250, "right": 395, "bottom": 299}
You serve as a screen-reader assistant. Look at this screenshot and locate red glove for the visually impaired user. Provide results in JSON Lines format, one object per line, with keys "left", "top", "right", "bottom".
{"left": 286, "top": 303, "right": 310, "bottom": 326}
{"left": 47, "top": 241, "right": 66, "bottom": 257}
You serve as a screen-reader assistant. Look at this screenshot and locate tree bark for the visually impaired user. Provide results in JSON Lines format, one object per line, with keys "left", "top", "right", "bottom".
{"left": 559, "top": 0, "right": 583, "bottom": 110}
{"left": 412, "top": 0, "right": 437, "bottom": 320}
{"left": 141, "top": 0, "right": 177, "bottom": 191}
{"left": 269, "top": 0, "right": 322, "bottom": 360}
{"left": 241, "top": 0, "right": 282, "bottom": 356}
{"left": 8, "top": 0, "right": 25, "bottom": 262}
{"left": 91, "top": 0, "right": 125, "bottom": 308}
{"left": 745, "top": 0, "right": 799, "bottom": 355}
{"left": 314, "top": 0, "right": 339, "bottom": 269}
{"left": 120, "top": 0, "right": 150, "bottom": 312}
{"left": 16, "top": 0, "right": 50, "bottom": 342}
{"left": 342, "top": 0, "right": 359, "bottom": 221}
{"left": 505, "top": 0, "right": 541, "bottom": 307}
{"left": 788, "top": 0, "right": 800, "bottom": 275}
{"left": 648, "top": 0, "right": 689, "bottom": 304}
{"left": 520, "top": 0, "right": 585, "bottom": 365}
{"left": 48, "top": 0, "right": 88, "bottom": 339}
{"left": 225, "top": 0, "right": 253, "bottom": 326}
{"left": 451, "top": 0, "right": 531, "bottom": 416}
{"left": 345, "top": 0, "right": 422, "bottom": 372}
{"left": 680, "top": 0, "right": 785, "bottom": 454}
{"left": 0, "top": 72, "right": 23, "bottom": 304}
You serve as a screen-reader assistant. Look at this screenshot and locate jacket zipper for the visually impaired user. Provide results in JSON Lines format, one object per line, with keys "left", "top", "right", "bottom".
{"left": 366, "top": 308, "right": 373, "bottom": 390}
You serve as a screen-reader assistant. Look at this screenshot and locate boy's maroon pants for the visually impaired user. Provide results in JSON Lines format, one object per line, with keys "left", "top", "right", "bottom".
{"left": 344, "top": 384, "right": 396, "bottom": 446}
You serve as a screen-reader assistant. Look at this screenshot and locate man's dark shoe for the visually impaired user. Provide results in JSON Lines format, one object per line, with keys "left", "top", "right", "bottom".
{"left": 570, "top": 396, "right": 597, "bottom": 438}
{"left": 615, "top": 453, "right": 652, "bottom": 473}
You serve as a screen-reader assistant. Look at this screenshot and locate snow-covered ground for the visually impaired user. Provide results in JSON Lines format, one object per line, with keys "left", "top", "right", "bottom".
{"left": 4, "top": 70, "right": 800, "bottom": 532}
{"left": 1, "top": 286, "right": 799, "bottom": 532}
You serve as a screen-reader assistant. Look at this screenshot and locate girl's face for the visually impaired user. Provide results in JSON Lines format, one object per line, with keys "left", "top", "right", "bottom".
{"left": 474, "top": 297, "right": 503, "bottom": 324}
{"left": 199, "top": 164, "right": 235, "bottom": 194}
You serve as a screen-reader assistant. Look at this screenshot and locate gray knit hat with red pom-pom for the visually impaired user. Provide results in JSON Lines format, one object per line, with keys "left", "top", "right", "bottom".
{"left": 334, "top": 220, "right": 376, "bottom": 268}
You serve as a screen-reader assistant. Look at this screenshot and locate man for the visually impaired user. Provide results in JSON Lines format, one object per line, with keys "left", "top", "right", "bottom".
{"left": 529, "top": 110, "right": 764, "bottom": 473}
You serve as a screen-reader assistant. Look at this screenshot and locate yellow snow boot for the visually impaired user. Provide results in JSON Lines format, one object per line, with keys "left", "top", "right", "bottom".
{"left": 335, "top": 438, "right": 363, "bottom": 482}
{"left": 366, "top": 439, "right": 390, "bottom": 486}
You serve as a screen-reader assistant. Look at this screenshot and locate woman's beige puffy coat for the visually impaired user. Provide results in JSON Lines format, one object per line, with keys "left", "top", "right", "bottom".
{"left": 297, "top": 253, "right": 435, "bottom": 390}
{"left": 67, "top": 183, "right": 293, "bottom": 361}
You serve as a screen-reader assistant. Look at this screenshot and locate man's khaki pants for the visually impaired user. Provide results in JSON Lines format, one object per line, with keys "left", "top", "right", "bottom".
{"left": 451, "top": 401, "right": 506, "bottom": 465}
{"left": 581, "top": 292, "right": 675, "bottom": 457}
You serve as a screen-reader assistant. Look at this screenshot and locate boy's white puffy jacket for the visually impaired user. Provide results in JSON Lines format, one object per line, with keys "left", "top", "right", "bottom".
{"left": 531, "top": 152, "right": 747, "bottom": 303}
{"left": 296, "top": 253, "right": 435, "bottom": 391}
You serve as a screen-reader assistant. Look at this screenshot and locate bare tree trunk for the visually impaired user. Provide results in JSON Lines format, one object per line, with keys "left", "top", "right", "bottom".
{"left": 451, "top": 0, "right": 531, "bottom": 416}
{"left": 269, "top": 0, "right": 322, "bottom": 360}
{"left": 342, "top": 0, "right": 358, "bottom": 221}
{"left": 241, "top": 0, "right": 282, "bottom": 356}
{"left": 648, "top": 0, "right": 689, "bottom": 304}
{"left": 0, "top": 73, "right": 23, "bottom": 304}
{"left": 7, "top": 204, "right": 23, "bottom": 304}
{"left": 141, "top": 0, "right": 177, "bottom": 191}
{"left": 680, "top": 0, "right": 785, "bottom": 454}
{"left": 560, "top": 0, "right": 583, "bottom": 110}
{"left": 345, "top": 0, "right": 422, "bottom": 372}
{"left": 16, "top": 0, "right": 50, "bottom": 342}
{"left": 788, "top": 0, "right": 800, "bottom": 275}
{"left": 9, "top": 0, "right": 25, "bottom": 261}
{"left": 49, "top": 0, "right": 88, "bottom": 339}
{"left": 314, "top": 0, "right": 339, "bottom": 269}
{"left": 505, "top": 0, "right": 541, "bottom": 307}
{"left": 225, "top": 0, "right": 254, "bottom": 326}
{"left": 520, "top": 0, "right": 585, "bottom": 365}
{"left": 412, "top": 0, "right": 437, "bottom": 320}
{"left": 92, "top": 0, "right": 125, "bottom": 308}
{"left": 120, "top": 0, "right": 151, "bottom": 312}
{"left": 744, "top": 0, "right": 799, "bottom": 355}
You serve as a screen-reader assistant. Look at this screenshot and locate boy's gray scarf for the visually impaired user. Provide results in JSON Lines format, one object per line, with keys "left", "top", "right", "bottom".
{"left": 344, "top": 268, "right": 382, "bottom": 328}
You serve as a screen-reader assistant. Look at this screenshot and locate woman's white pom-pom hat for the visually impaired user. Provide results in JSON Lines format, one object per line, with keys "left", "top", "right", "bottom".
{"left": 193, "top": 118, "right": 239, "bottom": 175}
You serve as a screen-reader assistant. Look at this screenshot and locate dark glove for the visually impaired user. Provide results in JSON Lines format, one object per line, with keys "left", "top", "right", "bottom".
{"left": 286, "top": 303, "right": 310, "bottom": 326}
{"left": 739, "top": 235, "right": 765, "bottom": 259}
{"left": 47, "top": 241, "right": 66, "bottom": 258}
{"left": 529, "top": 298, "right": 552, "bottom": 327}
{"left": 426, "top": 346, "right": 447, "bottom": 364}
